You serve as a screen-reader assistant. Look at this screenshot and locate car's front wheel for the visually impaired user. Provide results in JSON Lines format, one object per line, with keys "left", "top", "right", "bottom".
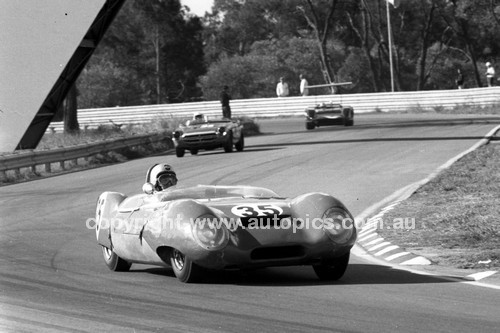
{"left": 176, "top": 147, "right": 185, "bottom": 157}
{"left": 313, "top": 252, "right": 350, "bottom": 281}
{"left": 170, "top": 248, "right": 203, "bottom": 283}
{"left": 101, "top": 246, "right": 131, "bottom": 272}
{"left": 235, "top": 133, "right": 244, "bottom": 152}
{"left": 190, "top": 149, "right": 198, "bottom": 155}
{"left": 306, "top": 122, "right": 315, "bottom": 130}
{"left": 224, "top": 132, "right": 233, "bottom": 153}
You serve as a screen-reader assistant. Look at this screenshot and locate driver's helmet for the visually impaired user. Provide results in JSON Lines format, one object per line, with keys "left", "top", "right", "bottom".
{"left": 147, "top": 164, "right": 177, "bottom": 191}
{"left": 192, "top": 113, "right": 206, "bottom": 122}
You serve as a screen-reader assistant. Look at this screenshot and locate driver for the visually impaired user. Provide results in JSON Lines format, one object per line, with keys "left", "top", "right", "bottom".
{"left": 147, "top": 164, "right": 178, "bottom": 191}
{"left": 192, "top": 112, "right": 206, "bottom": 123}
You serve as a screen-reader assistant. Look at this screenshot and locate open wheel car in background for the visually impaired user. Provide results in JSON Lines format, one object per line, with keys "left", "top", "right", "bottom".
{"left": 95, "top": 179, "right": 357, "bottom": 283}
{"left": 305, "top": 102, "right": 354, "bottom": 130}
{"left": 172, "top": 115, "right": 244, "bottom": 157}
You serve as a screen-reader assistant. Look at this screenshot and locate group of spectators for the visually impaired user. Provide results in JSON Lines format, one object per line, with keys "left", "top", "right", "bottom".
{"left": 456, "top": 62, "right": 496, "bottom": 89}
{"left": 276, "top": 74, "right": 309, "bottom": 97}
{"left": 220, "top": 63, "right": 496, "bottom": 117}
{"left": 219, "top": 74, "right": 310, "bottom": 118}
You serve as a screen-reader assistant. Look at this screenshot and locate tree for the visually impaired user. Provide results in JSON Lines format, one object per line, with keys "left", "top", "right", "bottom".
{"left": 297, "top": 0, "right": 338, "bottom": 89}
{"left": 63, "top": 84, "right": 79, "bottom": 133}
{"left": 78, "top": 0, "right": 205, "bottom": 107}
{"left": 204, "top": 0, "right": 305, "bottom": 62}
{"left": 438, "top": 0, "right": 500, "bottom": 87}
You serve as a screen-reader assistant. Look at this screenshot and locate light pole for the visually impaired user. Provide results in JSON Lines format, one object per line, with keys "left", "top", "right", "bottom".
{"left": 386, "top": 0, "right": 395, "bottom": 92}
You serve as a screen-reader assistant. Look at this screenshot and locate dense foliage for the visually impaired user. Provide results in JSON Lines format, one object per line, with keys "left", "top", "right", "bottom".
{"left": 77, "top": 0, "right": 500, "bottom": 108}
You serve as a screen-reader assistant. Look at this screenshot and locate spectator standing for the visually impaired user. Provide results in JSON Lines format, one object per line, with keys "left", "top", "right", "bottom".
{"left": 220, "top": 85, "right": 231, "bottom": 118}
{"left": 299, "top": 74, "right": 309, "bottom": 96}
{"left": 276, "top": 77, "right": 289, "bottom": 97}
{"left": 486, "top": 62, "right": 496, "bottom": 87}
{"left": 455, "top": 69, "right": 464, "bottom": 89}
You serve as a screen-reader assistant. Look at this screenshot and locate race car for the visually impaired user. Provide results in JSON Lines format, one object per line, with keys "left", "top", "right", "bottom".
{"left": 95, "top": 182, "right": 357, "bottom": 283}
{"left": 172, "top": 114, "right": 244, "bottom": 157}
{"left": 305, "top": 102, "right": 354, "bottom": 130}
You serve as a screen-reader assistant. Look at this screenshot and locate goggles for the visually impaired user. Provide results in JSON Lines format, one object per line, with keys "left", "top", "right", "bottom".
{"left": 158, "top": 173, "right": 177, "bottom": 188}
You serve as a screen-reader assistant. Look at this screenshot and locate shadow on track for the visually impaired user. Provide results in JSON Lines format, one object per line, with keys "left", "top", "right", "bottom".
{"left": 246, "top": 136, "right": 487, "bottom": 149}
{"left": 179, "top": 147, "right": 285, "bottom": 158}
{"left": 135, "top": 263, "right": 458, "bottom": 287}
{"left": 260, "top": 117, "right": 500, "bottom": 136}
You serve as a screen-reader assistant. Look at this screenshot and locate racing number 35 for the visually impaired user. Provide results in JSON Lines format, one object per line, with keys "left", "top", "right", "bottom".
{"left": 231, "top": 204, "right": 283, "bottom": 217}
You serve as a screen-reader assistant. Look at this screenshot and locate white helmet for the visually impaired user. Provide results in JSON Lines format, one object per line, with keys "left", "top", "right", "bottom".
{"left": 146, "top": 163, "right": 177, "bottom": 191}
{"left": 486, "top": 62, "right": 491, "bottom": 66}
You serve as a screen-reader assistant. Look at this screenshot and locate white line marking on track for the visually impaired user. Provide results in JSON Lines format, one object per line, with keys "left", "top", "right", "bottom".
{"left": 358, "top": 233, "right": 378, "bottom": 242}
{"left": 385, "top": 252, "right": 411, "bottom": 261}
{"left": 368, "top": 242, "right": 392, "bottom": 252}
{"left": 400, "top": 256, "right": 431, "bottom": 266}
{"left": 364, "top": 238, "right": 384, "bottom": 246}
{"left": 464, "top": 271, "right": 498, "bottom": 281}
{"left": 375, "top": 245, "right": 399, "bottom": 256}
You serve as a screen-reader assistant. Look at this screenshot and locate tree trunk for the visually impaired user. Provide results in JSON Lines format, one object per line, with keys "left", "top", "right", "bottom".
{"left": 64, "top": 84, "right": 79, "bottom": 134}
{"left": 300, "top": 0, "right": 338, "bottom": 92}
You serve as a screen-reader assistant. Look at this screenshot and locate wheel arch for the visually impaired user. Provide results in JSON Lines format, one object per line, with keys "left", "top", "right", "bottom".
{"left": 95, "top": 191, "right": 127, "bottom": 248}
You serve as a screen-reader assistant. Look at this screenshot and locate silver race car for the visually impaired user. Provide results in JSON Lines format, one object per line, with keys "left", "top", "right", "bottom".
{"left": 94, "top": 169, "right": 356, "bottom": 283}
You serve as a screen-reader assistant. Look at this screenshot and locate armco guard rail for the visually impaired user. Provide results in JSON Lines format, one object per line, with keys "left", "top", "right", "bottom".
{"left": 1, "top": 88, "right": 499, "bottom": 179}
{"left": 46, "top": 87, "right": 500, "bottom": 132}
{"left": 0, "top": 133, "right": 171, "bottom": 179}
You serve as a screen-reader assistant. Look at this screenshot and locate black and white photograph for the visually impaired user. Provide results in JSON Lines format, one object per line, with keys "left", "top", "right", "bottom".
{"left": 1, "top": 0, "right": 499, "bottom": 332}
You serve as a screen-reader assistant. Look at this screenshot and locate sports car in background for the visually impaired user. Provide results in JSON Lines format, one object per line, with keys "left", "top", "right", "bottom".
{"left": 305, "top": 102, "right": 354, "bottom": 130}
{"left": 172, "top": 115, "right": 244, "bottom": 157}
{"left": 95, "top": 182, "right": 357, "bottom": 283}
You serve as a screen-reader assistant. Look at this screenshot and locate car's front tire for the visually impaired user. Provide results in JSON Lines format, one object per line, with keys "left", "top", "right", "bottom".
{"left": 176, "top": 147, "right": 185, "bottom": 157}
{"left": 224, "top": 132, "right": 233, "bottom": 153}
{"left": 313, "top": 252, "right": 350, "bottom": 281}
{"left": 190, "top": 149, "right": 198, "bottom": 155}
{"left": 235, "top": 133, "right": 244, "bottom": 152}
{"left": 101, "top": 246, "right": 131, "bottom": 272}
{"left": 170, "top": 248, "right": 202, "bottom": 283}
{"left": 306, "top": 122, "right": 315, "bottom": 130}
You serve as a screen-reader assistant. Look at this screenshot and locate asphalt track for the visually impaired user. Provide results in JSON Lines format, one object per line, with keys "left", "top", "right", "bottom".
{"left": 1, "top": 113, "right": 500, "bottom": 332}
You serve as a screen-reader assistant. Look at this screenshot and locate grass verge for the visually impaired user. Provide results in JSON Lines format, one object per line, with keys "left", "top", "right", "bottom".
{"left": 405, "top": 102, "right": 500, "bottom": 115}
{"left": 377, "top": 138, "right": 500, "bottom": 269}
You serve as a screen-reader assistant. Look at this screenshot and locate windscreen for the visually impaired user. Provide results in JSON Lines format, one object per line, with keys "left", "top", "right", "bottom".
{"left": 159, "top": 185, "right": 280, "bottom": 201}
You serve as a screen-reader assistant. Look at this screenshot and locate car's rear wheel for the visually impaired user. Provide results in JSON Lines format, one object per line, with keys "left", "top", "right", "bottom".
{"left": 190, "top": 149, "right": 198, "bottom": 155}
{"left": 306, "top": 122, "right": 315, "bottom": 130}
{"left": 176, "top": 147, "right": 185, "bottom": 157}
{"left": 313, "top": 252, "right": 350, "bottom": 281}
{"left": 235, "top": 133, "right": 244, "bottom": 151}
{"left": 224, "top": 132, "right": 233, "bottom": 153}
{"left": 101, "top": 246, "right": 131, "bottom": 272}
{"left": 170, "top": 248, "right": 202, "bottom": 283}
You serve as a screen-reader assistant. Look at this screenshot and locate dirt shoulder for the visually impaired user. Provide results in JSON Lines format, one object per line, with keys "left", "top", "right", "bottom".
{"left": 376, "top": 132, "right": 500, "bottom": 270}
